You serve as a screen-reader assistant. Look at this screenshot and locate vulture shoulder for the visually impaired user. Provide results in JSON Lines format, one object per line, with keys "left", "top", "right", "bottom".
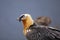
{"left": 26, "top": 24, "right": 60, "bottom": 40}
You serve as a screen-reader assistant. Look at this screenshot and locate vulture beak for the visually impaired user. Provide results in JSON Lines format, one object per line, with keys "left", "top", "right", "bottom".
{"left": 17, "top": 17, "right": 21, "bottom": 22}
{"left": 17, "top": 15, "right": 25, "bottom": 22}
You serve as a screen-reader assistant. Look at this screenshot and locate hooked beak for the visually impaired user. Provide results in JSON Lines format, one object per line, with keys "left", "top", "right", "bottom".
{"left": 17, "top": 17, "right": 21, "bottom": 22}
{"left": 17, "top": 15, "right": 25, "bottom": 22}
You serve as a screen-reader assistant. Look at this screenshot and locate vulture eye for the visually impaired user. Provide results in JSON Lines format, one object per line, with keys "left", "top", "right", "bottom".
{"left": 20, "top": 14, "right": 27, "bottom": 21}
{"left": 20, "top": 15, "right": 25, "bottom": 18}
{"left": 17, "top": 15, "right": 25, "bottom": 22}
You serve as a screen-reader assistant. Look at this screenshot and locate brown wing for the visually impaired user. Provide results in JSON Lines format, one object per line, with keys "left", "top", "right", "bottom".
{"left": 35, "top": 16, "right": 51, "bottom": 26}
{"left": 26, "top": 25, "right": 60, "bottom": 40}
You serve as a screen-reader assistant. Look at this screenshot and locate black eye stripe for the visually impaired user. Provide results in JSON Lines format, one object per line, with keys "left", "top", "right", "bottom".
{"left": 20, "top": 15, "right": 25, "bottom": 18}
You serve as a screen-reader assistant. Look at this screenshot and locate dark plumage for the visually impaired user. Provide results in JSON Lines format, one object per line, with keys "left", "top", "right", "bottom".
{"left": 17, "top": 14, "right": 60, "bottom": 40}
{"left": 26, "top": 23, "right": 60, "bottom": 40}
{"left": 35, "top": 16, "right": 51, "bottom": 26}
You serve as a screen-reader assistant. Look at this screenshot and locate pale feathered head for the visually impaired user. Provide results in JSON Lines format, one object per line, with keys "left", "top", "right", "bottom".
{"left": 17, "top": 14, "right": 33, "bottom": 22}
{"left": 17, "top": 13, "right": 34, "bottom": 28}
{"left": 17, "top": 13, "right": 34, "bottom": 35}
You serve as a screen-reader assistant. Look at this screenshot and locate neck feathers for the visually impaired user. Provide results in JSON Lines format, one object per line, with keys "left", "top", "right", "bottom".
{"left": 22, "top": 16, "right": 34, "bottom": 29}
{"left": 22, "top": 16, "right": 34, "bottom": 35}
